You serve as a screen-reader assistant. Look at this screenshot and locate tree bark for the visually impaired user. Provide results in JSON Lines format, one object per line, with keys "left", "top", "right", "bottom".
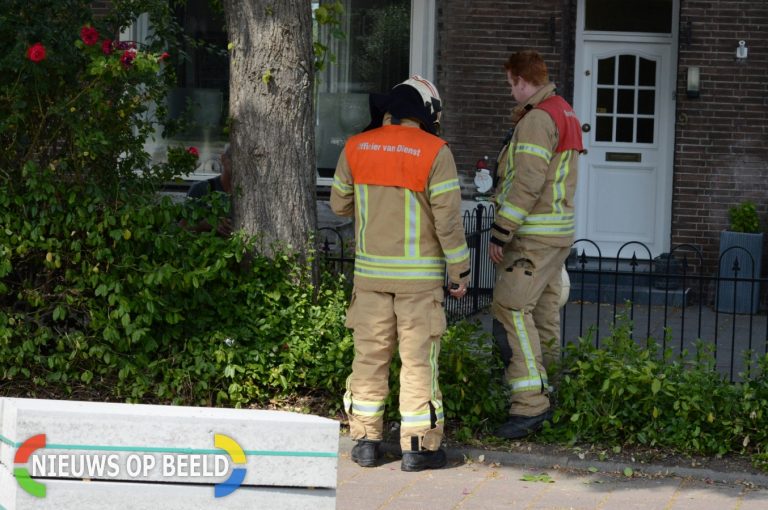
{"left": 222, "top": 0, "right": 316, "bottom": 259}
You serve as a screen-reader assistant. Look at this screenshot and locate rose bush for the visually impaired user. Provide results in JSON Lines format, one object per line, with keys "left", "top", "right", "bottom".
{"left": 1, "top": 0, "right": 193, "bottom": 191}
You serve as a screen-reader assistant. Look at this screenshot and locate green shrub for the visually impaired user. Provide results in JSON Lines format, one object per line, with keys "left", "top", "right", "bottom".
{"left": 728, "top": 201, "right": 761, "bottom": 233}
{"left": 0, "top": 160, "right": 354, "bottom": 406}
{"left": 541, "top": 315, "right": 768, "bottom": 466}
{"left": 438, "top": 320, "right": 508, "bottom": 439}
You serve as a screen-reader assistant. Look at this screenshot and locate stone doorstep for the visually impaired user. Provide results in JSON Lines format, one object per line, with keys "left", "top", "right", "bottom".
{"left": 0, "top": 466, "right": 336, "bottom": 510}
{"left": 0, "top": 398, "right": 339, "bottom": 489}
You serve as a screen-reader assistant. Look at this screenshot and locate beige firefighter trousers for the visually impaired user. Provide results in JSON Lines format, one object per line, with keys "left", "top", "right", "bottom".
{"left": 344, "top": 288, "right": 446, "bottom": 452}
{"left": 492, "top": 237, "right": 570, "bottom": 417}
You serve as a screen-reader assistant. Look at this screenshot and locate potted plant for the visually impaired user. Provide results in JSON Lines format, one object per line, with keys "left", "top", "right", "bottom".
{"left": 717, "top": 201, "right": 763, "bottom": 313}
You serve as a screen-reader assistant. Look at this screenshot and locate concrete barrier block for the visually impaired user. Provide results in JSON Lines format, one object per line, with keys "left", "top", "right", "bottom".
{"left": 0, "top": 465, "right": 335, "bottom": 510}
{"left": 0, "top": 398, "right": 338, "bottom": 489}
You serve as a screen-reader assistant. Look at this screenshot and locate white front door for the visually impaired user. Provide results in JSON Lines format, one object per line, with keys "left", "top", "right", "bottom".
{"left": 573, "top": 1, "right": 678, "bottom": 258}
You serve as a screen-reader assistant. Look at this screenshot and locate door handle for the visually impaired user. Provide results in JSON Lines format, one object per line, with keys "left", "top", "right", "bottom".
{"left": 581, "top": 123, "right": 591, "bottom": 133}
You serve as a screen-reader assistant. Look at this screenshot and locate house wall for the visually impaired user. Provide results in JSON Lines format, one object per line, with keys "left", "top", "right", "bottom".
{"left": 435, "top": 0, "right": 576, "bottom": 178}
{"left": 437, "top": 0, "right": 768, "bottom": 274}
{"left": 674, "top": 1, "right": 768, "bottom": 270}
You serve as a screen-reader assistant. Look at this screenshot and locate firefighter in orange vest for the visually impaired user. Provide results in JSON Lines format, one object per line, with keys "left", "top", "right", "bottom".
{"left": 489, "top": 50, "right": 583, "bottom": 439}
{"left": 331, "top": 76, "right": 470, "bottom": 471}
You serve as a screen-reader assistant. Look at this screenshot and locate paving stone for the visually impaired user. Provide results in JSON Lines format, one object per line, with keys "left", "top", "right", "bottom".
{"left": 666, "top": 478, "right": 747, "bottom": 510}
{"left": 334, "top": 437, "right": 768, "bottom": 510}
{"left": 378, "top": 462, "right": 491, "bottom": 509}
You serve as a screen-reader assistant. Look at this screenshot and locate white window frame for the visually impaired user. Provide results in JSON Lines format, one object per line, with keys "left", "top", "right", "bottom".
{"left": 410, "top": 0, "right": 436, "bottom": 81}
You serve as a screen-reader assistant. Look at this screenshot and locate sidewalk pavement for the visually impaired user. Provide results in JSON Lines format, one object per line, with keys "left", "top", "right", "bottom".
{"left": 336, "top": 436, "right": 768, "bottom": 510}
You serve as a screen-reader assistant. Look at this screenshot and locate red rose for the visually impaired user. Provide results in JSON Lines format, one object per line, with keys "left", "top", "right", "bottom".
{"left": 119, "top": 49, "right": 136, "bottom": 68}
{"left": 159, "top": 51, "right": 170, "bottom": 62}
{"left": 26, "top": 43, "right": 46, "bottom": 63}
{"left": 101, "top": 39, "right": 113, "bottom": 55}
{"left": 187, "top": 147, "right": 199, "bottom": 158}
{"left": 80, "top": 26, "right": 99, "bottom": 46}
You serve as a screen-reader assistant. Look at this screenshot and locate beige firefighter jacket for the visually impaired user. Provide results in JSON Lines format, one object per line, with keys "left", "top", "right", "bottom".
{"left": 331, "top": 116, "right": 470, "bottom": 293}
{"left": 492, "top": 83, "right": 580, "bottom": 248}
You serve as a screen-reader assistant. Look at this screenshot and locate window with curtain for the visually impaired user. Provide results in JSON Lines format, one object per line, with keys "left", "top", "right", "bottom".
{"left": 314, "top": 0, "right": 411, "bottom": 181}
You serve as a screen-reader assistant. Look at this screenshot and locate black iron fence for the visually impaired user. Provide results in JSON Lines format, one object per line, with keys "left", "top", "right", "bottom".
{"left": 318, "top": 206, "right": 768, "bottom": 381}
{"left": 565, "top": 240, "right": 768, "bottom": 382}
{"left": 445, "top": 204, "right": 496, "bottom": 321}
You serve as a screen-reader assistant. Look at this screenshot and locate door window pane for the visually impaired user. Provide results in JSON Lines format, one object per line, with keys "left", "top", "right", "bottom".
{"left": 617, "top": 90, "right": 635, "bottom": 114}
{"left": 596, "top": 116, "right": 613, "bottom": 142}
{"left": 315, "top": 0, "right": 411, "bottom": 179}
{"left": 638, "top": 90, "right": 655, "bottom": 115}
{"left": 596, "top": 88, "right": 614, "bottom": 114}
{"left": 616, "top": 117, "right": 634, "bottom": 142}
{"left": 618, "top": 55, "right": 636, "bottom": 86}
{"left": 638, "top": 58, "right": 656, "bottom": 86}
{"left": 597, "top": 57, "right": 615, "bottom": 85}
{"left": 585, "top": 0, "right": 673, "bottom": 33}
{"left": 637, "top": 118, "right": 654, "bottom": 143}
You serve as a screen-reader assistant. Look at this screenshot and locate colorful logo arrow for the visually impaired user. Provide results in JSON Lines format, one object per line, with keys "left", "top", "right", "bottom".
{"left": 213, "top": 433, "right": 247, "bottom": 498}
{"left": 14, "top": 433, "right": 47, "bottom": 498}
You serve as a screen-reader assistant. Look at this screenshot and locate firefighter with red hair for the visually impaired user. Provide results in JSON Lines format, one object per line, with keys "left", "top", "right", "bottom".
{"left": 489, "top": 50, "right": 583, "bottom": 439}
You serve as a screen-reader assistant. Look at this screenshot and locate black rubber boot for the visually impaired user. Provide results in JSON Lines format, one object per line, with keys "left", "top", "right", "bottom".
{"left": 493, "top": 409, "right": 553, "bottom": 440}
{"left": 351, "top": 439, "right": 381, "bottom": 467}
{"left": 401, "top": 448, "right": 447, "bottom": 472}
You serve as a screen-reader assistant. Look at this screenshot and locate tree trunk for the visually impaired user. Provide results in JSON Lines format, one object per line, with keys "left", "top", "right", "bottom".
{"left": 222, "top": 0, "right": 316, "bottom": 259}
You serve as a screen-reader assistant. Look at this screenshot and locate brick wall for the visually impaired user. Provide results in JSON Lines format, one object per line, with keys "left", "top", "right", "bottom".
{"left": 436, "top": 0, "right": 576, "bottom": 176}
{"left": 438, "top": 0, "right": 768, "bottom": 272}
{"left": 675, "top": 0, "right": 768, "bottom": 270}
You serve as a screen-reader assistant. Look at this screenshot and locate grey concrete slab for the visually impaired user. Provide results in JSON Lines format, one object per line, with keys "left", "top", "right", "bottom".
{"left": 0, "top": 466, "right": 335, "bottom": 510}
{"left": 1, "top": 397, "right": 338, "bottom": 488}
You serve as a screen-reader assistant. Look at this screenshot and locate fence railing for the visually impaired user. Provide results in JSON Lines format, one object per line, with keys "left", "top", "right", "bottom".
{"left": 318, "top": 205, "right": 768, "bottom": 381}
{"left": 565, "top": 239, "right": 768, "bottom": 382}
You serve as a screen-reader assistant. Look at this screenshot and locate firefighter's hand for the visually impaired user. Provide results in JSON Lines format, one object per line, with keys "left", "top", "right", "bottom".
{"left": 448, "top": 282, "right": 467, "bottom": 299}
{"left": 489, "top": 243, "right": 504, "bottom": 264}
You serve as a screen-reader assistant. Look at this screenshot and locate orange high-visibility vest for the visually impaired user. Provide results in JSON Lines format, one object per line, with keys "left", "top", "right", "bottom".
{"left": 535, "top": 96, "right": 584, "bottom": 153}
{"left": 345, "top": 125, "right": 447, "bottom": 192}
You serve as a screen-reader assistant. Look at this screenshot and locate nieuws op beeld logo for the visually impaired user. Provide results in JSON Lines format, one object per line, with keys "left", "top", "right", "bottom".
{"left": 13, "top": 432, "right": 247, "bottom": 498}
